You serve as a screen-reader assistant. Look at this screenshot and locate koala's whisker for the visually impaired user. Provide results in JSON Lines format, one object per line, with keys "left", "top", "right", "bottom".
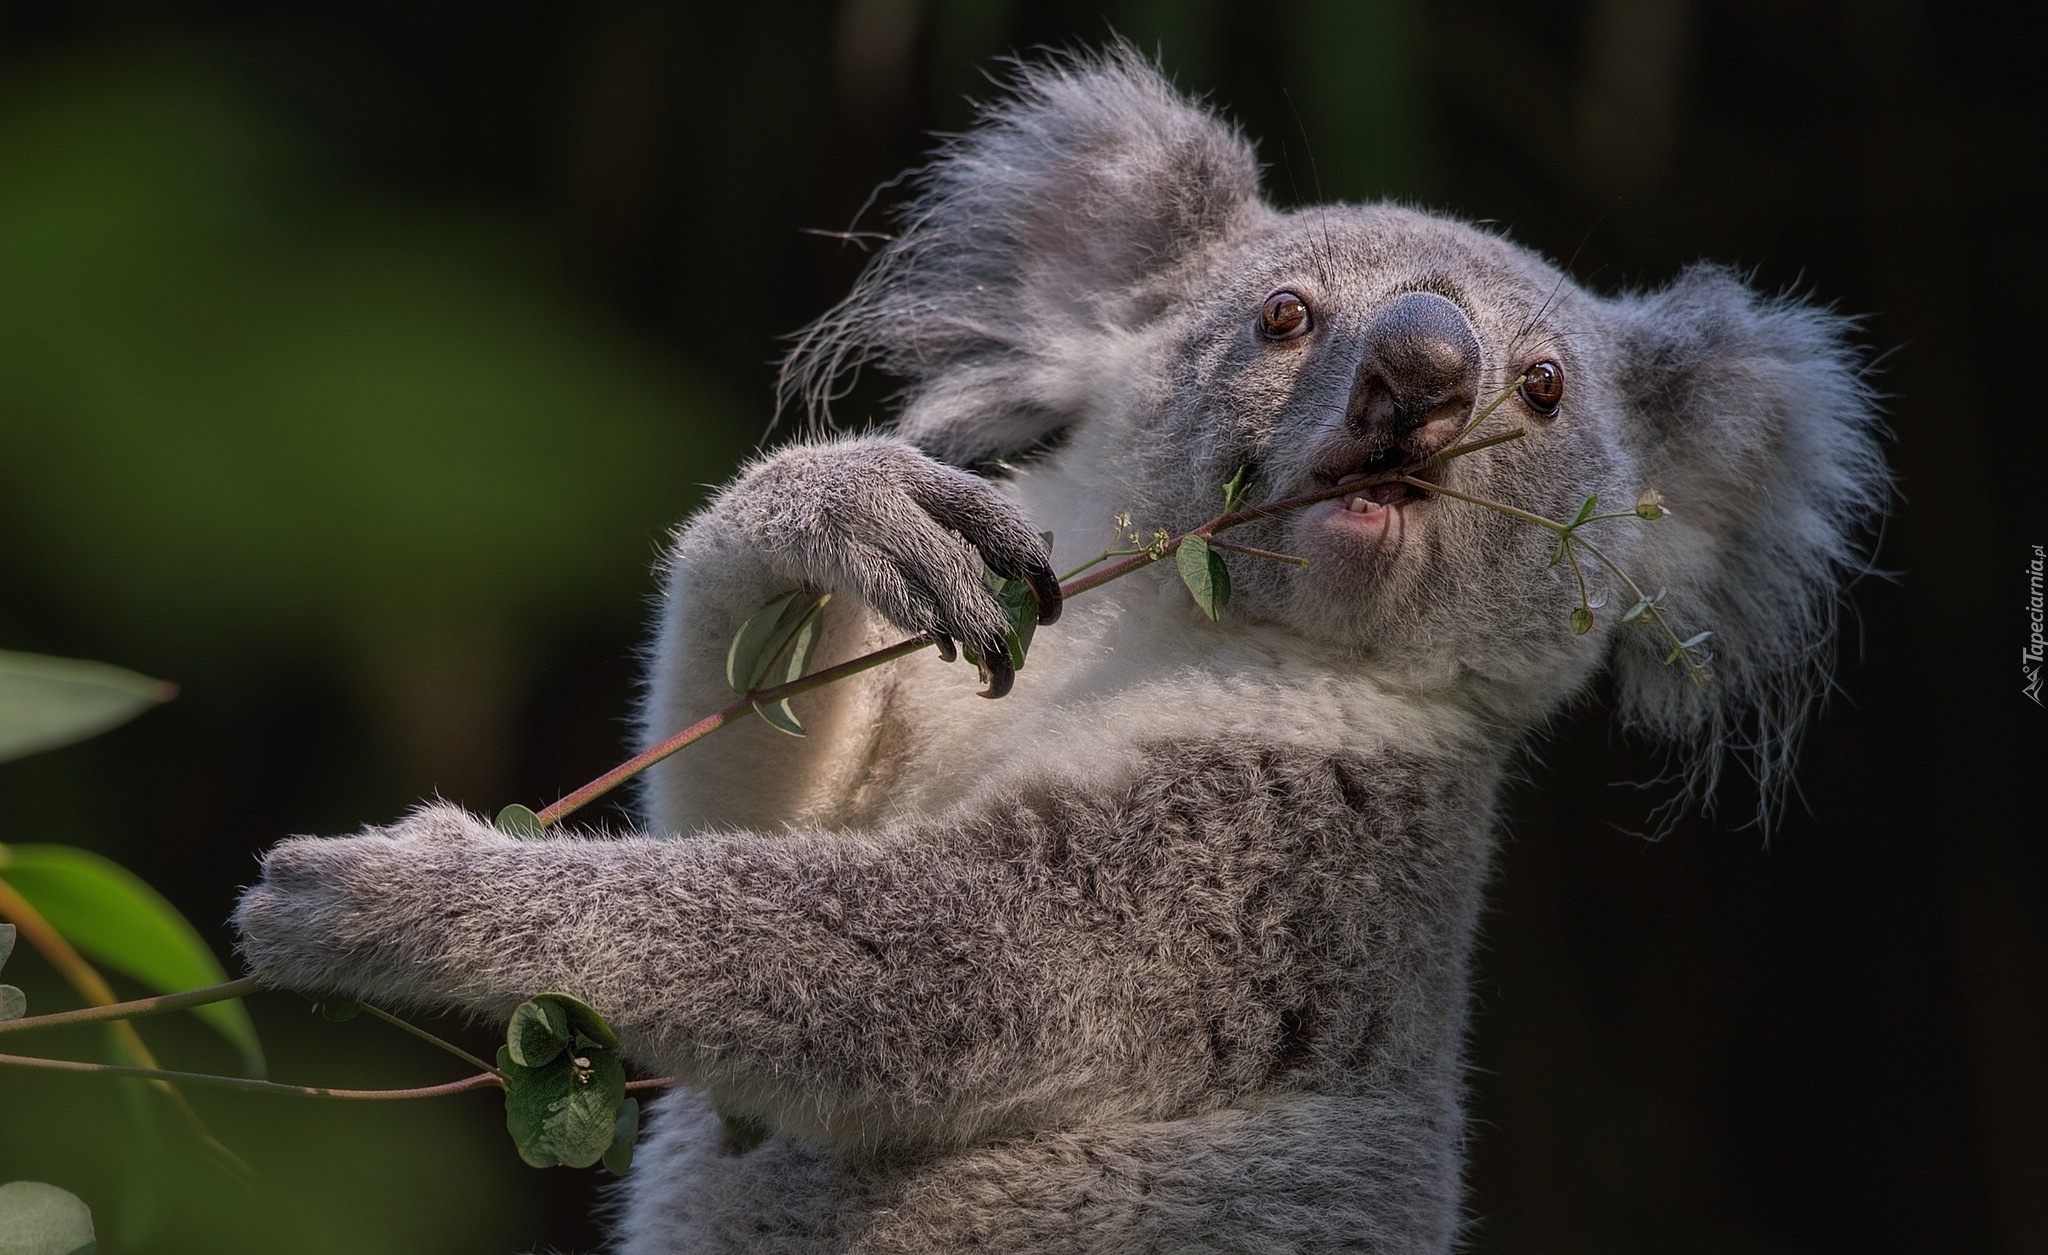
{"left": 1512, "top": 202, "right": 1612, "bottom": 349}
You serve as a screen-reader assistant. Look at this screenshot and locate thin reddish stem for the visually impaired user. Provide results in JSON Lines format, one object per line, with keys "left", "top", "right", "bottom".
{"left": 536, "top": 428, "right": 1527, "bottom": 826}
{"left": 0, "top": 1052, "right": 504, "bottom": 1100}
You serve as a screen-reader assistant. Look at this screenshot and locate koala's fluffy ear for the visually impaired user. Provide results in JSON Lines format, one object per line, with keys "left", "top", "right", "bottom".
{"left": 781, "top": 45, "right": 1265, "bottom": 470}
{"left": 1605, "top": 266, "right": 1889, "bottom": 821}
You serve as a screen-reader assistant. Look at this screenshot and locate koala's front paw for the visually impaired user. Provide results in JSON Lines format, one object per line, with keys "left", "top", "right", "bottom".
{"left": 235, "top": 804, "right": 510, "bottom": 1003}
{"left": 731, "top": 437, "right": 1062, "bottom": 697}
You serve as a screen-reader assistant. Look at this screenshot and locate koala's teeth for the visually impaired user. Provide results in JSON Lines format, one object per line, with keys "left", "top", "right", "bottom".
{"left": 1347, "top": 496, "right": 1383, "bottom": 514}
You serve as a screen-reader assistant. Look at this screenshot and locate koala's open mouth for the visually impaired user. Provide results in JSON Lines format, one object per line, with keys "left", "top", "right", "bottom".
{"left": 1313, "top": 442, "right": 1443, "bottom": 518}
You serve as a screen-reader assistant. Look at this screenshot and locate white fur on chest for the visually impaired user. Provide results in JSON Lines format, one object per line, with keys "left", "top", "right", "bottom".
{"left": 864, "top": 563, "right": 1479, "bottom": 826}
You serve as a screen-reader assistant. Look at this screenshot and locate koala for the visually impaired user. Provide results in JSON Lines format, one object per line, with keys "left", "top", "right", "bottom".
{"left": 235, "top": 48, "right": 1887, "bottom": 1254}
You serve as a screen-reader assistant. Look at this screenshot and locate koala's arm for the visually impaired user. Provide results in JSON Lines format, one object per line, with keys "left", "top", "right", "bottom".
{"left": 236, "top": 745, "right": 1412, "bottom": 1145}
{"left": 637, "top": 435, "right": 1059, "bottom": 833}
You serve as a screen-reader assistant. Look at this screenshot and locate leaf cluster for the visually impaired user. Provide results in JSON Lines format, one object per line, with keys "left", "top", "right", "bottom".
{"left": 498, "top": 993, "right": 639, "bottom": 1174}
{"left": 1542, "top": 489, "right": 1712, "bottom": 687}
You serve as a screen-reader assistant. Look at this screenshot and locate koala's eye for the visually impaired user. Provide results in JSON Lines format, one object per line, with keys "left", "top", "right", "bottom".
{"left": 1260, "top": 290, "right": 1311, "bottom": 340}
{"left": 1519, "top": 360, "right": 1565, "bottom": 415}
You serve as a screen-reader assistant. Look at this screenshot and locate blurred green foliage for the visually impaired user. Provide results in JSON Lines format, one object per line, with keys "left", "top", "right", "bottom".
{"left": 0, "top": 40, "right": 743, "bottom": 1255}
{"left": 0, "top": 53, "right": 737, "bottom": 660}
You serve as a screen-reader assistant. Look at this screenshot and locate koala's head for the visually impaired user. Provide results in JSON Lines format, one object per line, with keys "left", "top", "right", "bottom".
{"left": 786, "top": 47, "right": 1888, "bottom": 817}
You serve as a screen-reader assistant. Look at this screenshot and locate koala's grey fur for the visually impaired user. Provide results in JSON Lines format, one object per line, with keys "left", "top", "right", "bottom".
{"left": 236, "top": 48, "right": 1889, "bottom": 1253}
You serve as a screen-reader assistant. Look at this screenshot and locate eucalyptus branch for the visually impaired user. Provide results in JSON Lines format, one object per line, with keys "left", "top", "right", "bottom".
{"left": 1397, "top": 474, "right": 1711, "bottom": 687}
{"left": 1559, "top": 530, "right": 1712, "bottom": 688}
{"left": 532, "top": 426, "right": 1530, "bottom": 827}
{"left": 532, "top": 634, "right": 936, "bottom": 826}
{"left": 0, "top": 975, "right": 264, "bottom": 1037}
{"left": 0, "top": 1051, "right": 682, "bottom": 1101}
{"left": 0, "top": 874, "right": 252, "bottom": 1179}
{"left": 0, "top": 1052, "right": 503, "bottom": 1099}
{"left": 1059, "top": 429, "right": 1526, "bottom": 599}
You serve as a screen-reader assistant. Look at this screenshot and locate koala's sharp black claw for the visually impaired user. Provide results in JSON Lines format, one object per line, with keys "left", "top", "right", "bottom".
{"left": 932, "top": 632, "right": 958, "bottom": 663}
{"left": 1024, "top": 560, "right": 1064, "bottom": 626}
{"left": 976, "top": 641, "right": 1016, "bottom": 699}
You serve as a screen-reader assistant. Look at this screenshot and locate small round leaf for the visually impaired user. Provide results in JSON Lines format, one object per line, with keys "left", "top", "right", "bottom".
{"left": 0, "top": 984, "right": 25, "bottom": 1021}
{"left": 1569, "top": 607, "right": 1594, "bottom": 636}
{"left": 1176, "top": 535, "right": 1231, "bottom": 622}
{"left": 538, "top": 992, "right": 619, "bottom": 1050}
{"left": 494, "top": 805, "right": 545, "bottom": 839}
{"left": 0, "top": 1180, "right": 96, "bottom": 1255}
{"left": 507, "top": 997, "right": 571, "bottom": 1068}
{"left": 501, "top": 1044, "right": 628, "bottom": 1169}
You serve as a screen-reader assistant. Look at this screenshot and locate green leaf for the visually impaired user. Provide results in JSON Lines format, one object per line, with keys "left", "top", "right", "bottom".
{"left": 603, "top": 1096, "right": 640, "bottom": 1175}
{"left": 1665, "top": 630, "right": 1715, "bottom": 666}
{"left": 1634, "top": 488, "right": 1666, "bottom": 520}
{"left": 523, "top": 992, "right": 619, "bottom": 1051}
{"left": 1221, "top": 464, "right": 1252, "bottom": 513}
{"left": 499, "top": 1041, "right": 628, "bottom": 1170}
{"left": 0, "top": 923, "right": 17, "bottom": 1019}
{"left": 1569, "top": 494, "right": 1598, "bottom": 529}
{"left": 982, "top": 568, "right": 1042, "bottom": 671}
{"left": 0, "top": 1180, "right": 96, "bottom": 1255}
{"left": 494, "top": 804, "right": 544, "bottom": 839}
{"left": 727, "top": 591, "right": 829, "bottom": 736}
{"left": 500, "top": 996, "right": 629, "bottom": 1168}
{"left": 1176, "top": 535, "right": 1231, "bottom": 622}
{"left": 725, "top": 591, "right": 830, "bottom": 695}
{"left": 0, "top": 650, "right": 175, "bottom": 765}
{"left": 318, "top": 1001, "right": 360, "bottom": 1022}
{"left": 1547, "top": 535, "right": 1569, "bottom": 568}
{"left": 0, "top": 846, "right": 263, "bottom": 1076}
{"left": 750, "top": 698, "right": 805, "bottom": 737}
{"left": 1570, "top": 607, "right": 1594, "bottom": 636}
{"left": 506, "top": 997, "right": 571, "bottom": 1068}
{"left": 725, "top": 590, "right": 796, "bottom": 692}
{"left": 1622, "top": 588, "right": 1666, "bottom": 626}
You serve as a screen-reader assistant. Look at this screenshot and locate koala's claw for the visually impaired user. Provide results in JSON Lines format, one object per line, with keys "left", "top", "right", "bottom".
{"left": 975, "top": 633, "right": 1016, "bottom": 699}
{"left": 1012, "top": 557, "right": 1064, "bottom": 626}
{"left": 734, "top": 438, "right": 1057, "bottom": 696}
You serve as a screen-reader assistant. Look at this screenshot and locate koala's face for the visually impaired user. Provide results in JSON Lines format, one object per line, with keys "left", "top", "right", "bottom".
{"left": 1124, "top": 206, "right": 1634, "bottom": 692}
{"left": 796, "top": 51, "right": 1884, "bottom": 766}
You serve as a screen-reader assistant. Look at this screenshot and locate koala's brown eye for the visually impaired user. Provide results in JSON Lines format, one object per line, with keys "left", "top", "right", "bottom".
{"left": 1260, "top": 290, "right": 1311, "bottom": 340}
{"left": 1519, "top": 360, "right": 1565, "bottom": 415}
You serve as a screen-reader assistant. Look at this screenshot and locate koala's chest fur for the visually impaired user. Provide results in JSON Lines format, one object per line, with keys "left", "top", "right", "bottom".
{"left": 726, "top": 569, "right": 1479, "bottom": 843}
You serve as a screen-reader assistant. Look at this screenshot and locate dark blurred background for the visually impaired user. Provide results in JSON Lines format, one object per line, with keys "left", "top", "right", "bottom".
{"left": 0, "top": 2, "right": 2040, "bottom": 1252}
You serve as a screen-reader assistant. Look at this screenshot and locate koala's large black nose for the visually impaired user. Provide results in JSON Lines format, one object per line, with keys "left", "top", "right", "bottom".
{"left": 1346, "top": 291, "right": 1482, "bottom": 440}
